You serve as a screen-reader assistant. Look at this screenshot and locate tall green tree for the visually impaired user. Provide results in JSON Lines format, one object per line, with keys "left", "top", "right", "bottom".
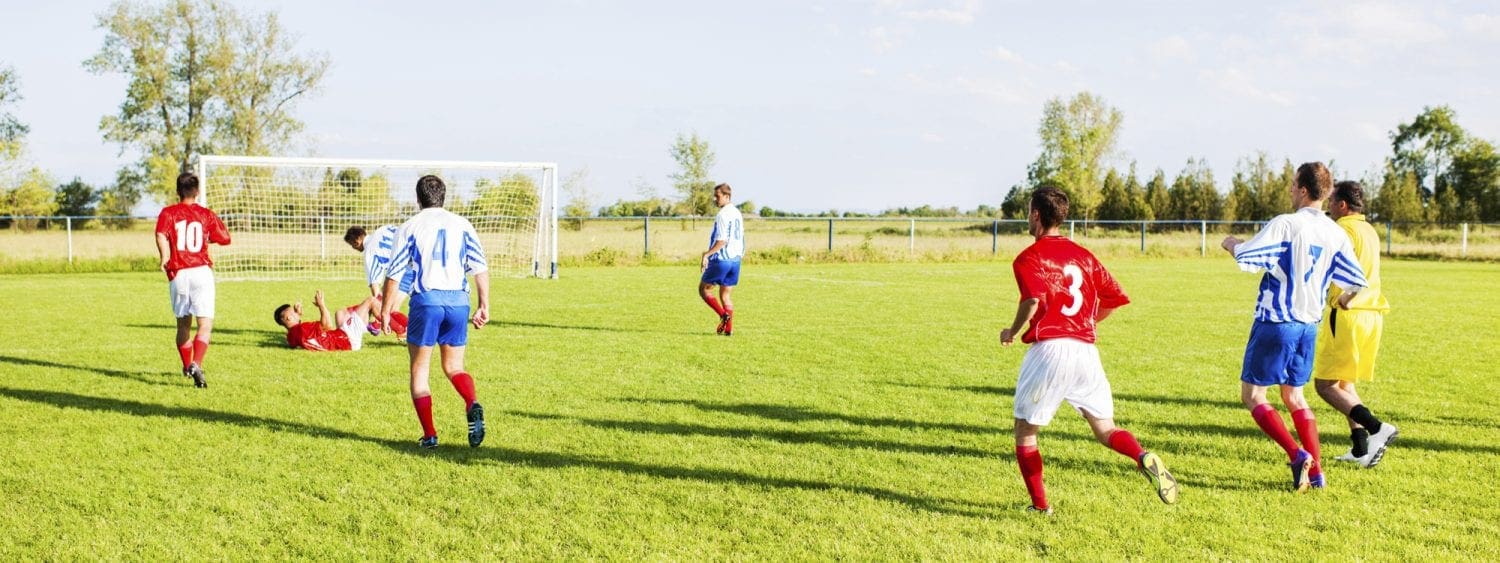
{"left": 1370, "top": 167, "right": 1425, "bottom": 223}
{"left": 0, "top": 64, "right": 26, "bottom": 161}
{"left": 1448, "top": 138, "right": 1500, "bottom": 220}
{"left": 1166, "top": 158, "right": 1222, "bottom": 221}
{"left": 1390, "top": 106, "right": 1464, "bottom": 206}
{"left": 669, "top": 132, "right": 717, "bottom": 215}
{"left": 1000, "top": 184, "right": 1032, "bottom": 219}
{"left": 1026, "top": 91, "right": 1123, "bottom": 220}
{"left": 85, "top": 0, "right": 329, "bottom": 203}
{"left": 1144, "top": 169, "right": 1170, "bottom": 221}
{"left": 55, "top": 178, "right": 100, "bottom": 226}
{"left": 1095, "top": 168, "right": 1130, "bottom": 220}
{"left": 3, "top": 167, "right": 58, "bottom": 230}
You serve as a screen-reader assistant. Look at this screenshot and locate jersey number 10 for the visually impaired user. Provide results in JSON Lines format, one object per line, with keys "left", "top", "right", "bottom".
{"left": 174, "top": 220, "right": 204, "bottom": 253}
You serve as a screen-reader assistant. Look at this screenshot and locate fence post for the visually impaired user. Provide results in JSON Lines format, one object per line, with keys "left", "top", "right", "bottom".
{"left": 909, "top": 219, "right": 915, "bottom": 253}
{"left": 1200, "top": 220, "right": 1207, "bottom": 257}
{"left": 827, "top": 219, "right": 834, "bottom": 252}
{"left": 66, "top": 216, "right": 74, "bottom": 264}
{"left": 1462, "top": 223, "right": 1469, "bottom": 257}
{"left": 1386, "top": 222, "right": 1392, "bottom": 255}
{"left": 643, "top": 216, "right": 650, "bottom": 256}
{"left": 319, "top": 216, "right": 327, "bottom": 260}
{"left": 992, "top": 220, "right": 998, "bottom": 255}
{"left": 1068, "top": 220, "right": 1075, "bottom": 239}
{"left": 1140, "top": 221, "right": 1146, "bottom": 254}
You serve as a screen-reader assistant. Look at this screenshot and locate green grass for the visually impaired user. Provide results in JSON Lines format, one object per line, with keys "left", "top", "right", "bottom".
{"left": 0, "top": 258, "right": 1496, "bottom": 559}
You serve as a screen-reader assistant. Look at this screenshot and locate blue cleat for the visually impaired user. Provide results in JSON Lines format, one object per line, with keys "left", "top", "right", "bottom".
{"left": 1289, "top": 450, "right": 1312, "bottom": 492}
{"left": 418, "top": 435, "right": 438, "bottom": 449}
{"left": 1309, "top": 472, "right": 1326, "bottom": 489}
{"left": 467, "top": 402, "right": 486, "bottom": 448}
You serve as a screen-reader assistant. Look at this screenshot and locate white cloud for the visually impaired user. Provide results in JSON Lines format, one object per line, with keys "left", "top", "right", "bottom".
{"left": 1463, "top": 13, "right": 1500, "bottom": 40}
{"left": 1148, "top": 35, "right": 1195, "bottom": 63}
{"left": 899, "top": 0, "right": 981, "bottom": 25}
{"left": 1357, "top": 122, "right": 1388, "bottom": 143}
{"left": 866, "top": 26, "right": 901, "bottom": 53}
{"left": 1280, "top": 2, "right": 1444, "bottom": 64}
{"left": 1201, "top": 68, "right": 1294, "bottom": 106}
{"left": 989, "top": 45, "right": 1025, "bottom": 65}
{"left": 1053, "top": 60, "right": 1078, "bottom": 74}
{"left": 858, "top": 68, "right": 879, "bottom": 77}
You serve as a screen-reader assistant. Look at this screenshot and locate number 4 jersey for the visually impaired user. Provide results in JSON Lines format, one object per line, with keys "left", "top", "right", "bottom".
{"left": 1011, "top": 235, "right": 1130, "bottom": 344}
{"left": 154, "top": 202, "right": 231, "bottom": 280}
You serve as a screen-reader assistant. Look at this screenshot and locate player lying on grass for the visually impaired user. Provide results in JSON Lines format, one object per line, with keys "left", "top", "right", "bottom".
{"left": 698, "top": 183, "right": 744, "bottom": 335}
{"left": 344, "top": 225, "right": 413, "bottom": 327}
{"left": 273, "top": 290, "right": 407, "bottom": 352}
{"left": 1220, "top": 162, "right": 1367, "bottom": 492}
{"left": 155, "top": 172, "right": 231, "bottom": 388}
{"left": 998, "top": 186, "right": 1179, "bottom": 515}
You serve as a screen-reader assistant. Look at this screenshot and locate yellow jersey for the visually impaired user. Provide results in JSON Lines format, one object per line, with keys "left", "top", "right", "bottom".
{"left": 1327, "top": 214, "right": 1390, "bottom": 312}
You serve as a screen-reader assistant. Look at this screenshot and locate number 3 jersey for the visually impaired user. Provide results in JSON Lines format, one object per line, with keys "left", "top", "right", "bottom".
{"left": 1233, "top": 207, "right": 1367, "bottom": 324}
{"left": 1012, "top": 235, "right": 1130, "bottom": 344}
{"left": 154, "top": 202, "right": 231, "bottom": 281}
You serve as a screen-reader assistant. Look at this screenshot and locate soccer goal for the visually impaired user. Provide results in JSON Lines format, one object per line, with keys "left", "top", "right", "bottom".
{"left": 194, "top": 155, "right": 559, "bottom": 281}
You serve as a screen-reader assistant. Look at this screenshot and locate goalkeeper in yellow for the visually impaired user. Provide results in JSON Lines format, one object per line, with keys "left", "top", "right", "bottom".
{"left": 1313, "top": 180, "right": 1396, "bottom": 468}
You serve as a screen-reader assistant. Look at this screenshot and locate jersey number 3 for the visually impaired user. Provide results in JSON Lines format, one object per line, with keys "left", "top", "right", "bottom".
{"left": 174, "top": 220, "right": 204, "bottom": 252}
{"left": 1060, "top": 264, "right": 1084, "bottom": 317}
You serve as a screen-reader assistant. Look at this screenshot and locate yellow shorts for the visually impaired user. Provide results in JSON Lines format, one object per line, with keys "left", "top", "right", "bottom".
{"left": 1312, "top": 306, "right": 1384, "bottom": 382}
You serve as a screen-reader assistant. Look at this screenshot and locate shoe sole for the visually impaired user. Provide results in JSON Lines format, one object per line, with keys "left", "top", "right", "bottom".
{"left": 1362, "top": 429, "right": 1398, "bottom": 468}
{"left": 467, "top": 404, "right": 486, "bottom": 448}
{"left": 1293, "top": 456, "right": 1311, "bottom": 493}
{"left": 190, "top": 366, "right": 207, "bottom": 388}
{"left": 1138, "top": 453, "right": 1179, "bottom": 505}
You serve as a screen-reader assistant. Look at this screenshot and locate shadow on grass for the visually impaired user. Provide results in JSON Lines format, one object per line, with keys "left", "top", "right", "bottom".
{"left": 507, "top": 410, "right": 997, "bottom": 459}
{"left": 1157, "top": 421, "right": 1500, "bottom": 456}
{"left": 629, "top": 398, "right": 1005, "bottom": 435}
{"left": 0, "top": 354, "right": 182, "bottom": 388}
{"left": 0, "top": 386, "right": 1009, "bottom": 519}
{"left": 121, "top": 323, "right": 287, "bottom": 348}
{"left": 494, "top": 320, "right": 706, "bottom": 337}
{"left": 884, "top": 381, "right": 1245, "bottom": 411}
{"left": 122, "top": 323, "right": 272, "bottom": 336}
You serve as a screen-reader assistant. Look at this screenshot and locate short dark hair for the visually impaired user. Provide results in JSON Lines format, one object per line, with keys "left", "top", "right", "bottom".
{"left": 274, "top": 304, "right": 292, "bottom": 326}
{"left": 714, "top": 183, "right": 732, "bottom": 197}
{"left": 1295, "top": 162, "right": 1332, "bottom": 200}
{"left": 177, "top": 172, "right": 200, "bottom": 199}
{"left": 1029, "top": 185, "right": 1069, "bottom": 229}
{"left": 416, "top": 175, "right": 446, "bottom": 209}
{"left": 1332, "top": 180, "right": 1365, "bottom": 212}
{"left": 344, "top": 226, "right": 367, "bottom": 246}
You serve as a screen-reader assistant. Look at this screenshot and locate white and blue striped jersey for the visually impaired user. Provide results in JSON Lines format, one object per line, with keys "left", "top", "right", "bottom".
{"left": 386, "top": 208, "right": 488, "bottom": 295}
{"left": 1234, "top": 207, "right": 1367, "bottom": 323}
{"left": 362, "top": 225, "right": 399, "bottom": 287}
{"left": 709, "top": 205, "right": 744, "bottom": 261}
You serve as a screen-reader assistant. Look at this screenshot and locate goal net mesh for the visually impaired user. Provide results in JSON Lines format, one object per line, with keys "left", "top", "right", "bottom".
{"left": 196, "top": 156, "right": 557, "bottom": 281}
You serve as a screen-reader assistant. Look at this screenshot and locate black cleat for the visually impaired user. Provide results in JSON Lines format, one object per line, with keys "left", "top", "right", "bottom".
{"left": 467, "top": 402, "right": 486, "bottom": 448}
{"left": 188, "top": 363, "right": 207, "bottom": 388}
{"left": 715, "top": 314, "right": 728, "bottom": 335}
{"left": 418, "top": 435, "right": 438, "bottom": 449}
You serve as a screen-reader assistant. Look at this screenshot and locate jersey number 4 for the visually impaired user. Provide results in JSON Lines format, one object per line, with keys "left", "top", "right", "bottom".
{"left": 174, "top": 220, "right": 204, "bottom": 253}
{"left": 1060, "top": 264, "right": 1084, "bottom": 317}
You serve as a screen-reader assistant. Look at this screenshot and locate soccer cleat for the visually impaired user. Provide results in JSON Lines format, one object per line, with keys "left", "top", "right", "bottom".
{"left": 715, "top": 314, "right": 729, "bottom": 335}
{"left": 1333, "top": 450, "right": 1362, "bottom": 463}
{"left": 466, "top": 402, "right": 486, "bottom": 448}
{"left": 1289, "top": 450, "right": 1312, "bottom": 492}
{"left": 367, "top": 320, "right": 383, "bottom": 336}
{"left": 1361, "top": 424, "right": 1398, "bottom": 468}
{"left": 187, "top": 363, "right": 207, "bottom": 388}
{"left": 418, "top": 435, "right": 438, "bottom": 449}
{"left": 722, "top": 312, "right": 733, "bottom": 337}
{"left": 1137, "top": 452, "right": 1179, "bottom": 504}
{"left": 1025, "top": 505, "right": 1053, "bottom": 516}
{"left": 1309, "top": 473, "right": 1326, "bottom": 489}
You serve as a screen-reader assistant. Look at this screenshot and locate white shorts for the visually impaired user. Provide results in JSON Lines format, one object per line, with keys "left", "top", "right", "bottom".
{"left": 340, "top": 309, "right": 368, "bottom": 351}
{"left": 1013, "top": 338, "right": 1115, "bottom": 425}
{"left": 168, "top": 266, "right": 216, "bottom": 319}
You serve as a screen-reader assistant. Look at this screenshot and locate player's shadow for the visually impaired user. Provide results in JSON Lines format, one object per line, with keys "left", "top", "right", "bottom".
{"left": 0, "top": 354, "right": 180, "bottom": 387}
{"left": 121, "top": 323, "right": 286, "bottom": 348}
{"left": 504, "top": 410, "right": 998, "bottom": 459}
{"left": 122, "top": 323, "right": 269, "bottom": 336}
{"left": 888, "top": 382, "right": 1244, "bottom": 411}
{"left": 1156, "top": 421, "right": 1500, "bottom": 456}
{"left": 626, "top": 398, "right": 1006, "bottom": 435}
{"left": 494, "top": 320, "right": 703, "bottom": 337}
{"left": 0, "top": 386, "right": 1010, "bottom": 519}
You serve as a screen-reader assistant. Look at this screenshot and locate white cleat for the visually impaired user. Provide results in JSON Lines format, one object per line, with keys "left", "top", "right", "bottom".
{"left": 1333, "top": 450, "right": 1362, "bottom": 463}
{"left": 1361, "top": 423, "right": 1398, "bottom": 468}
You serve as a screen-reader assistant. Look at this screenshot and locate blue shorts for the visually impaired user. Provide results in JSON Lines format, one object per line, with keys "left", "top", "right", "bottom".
{"left": 1241, "top": 320, "right": 1318, "bottom": 387}
{"left": 701, "top": 259, "right": 741, "bottom": 286}
{"left": 407, "top": 290, "right": 470, "bottom": 347}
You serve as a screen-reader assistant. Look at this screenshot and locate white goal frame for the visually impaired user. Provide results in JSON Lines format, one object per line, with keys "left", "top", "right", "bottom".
{"left": 194, "top": 155, "right": 559, "bottom": 280}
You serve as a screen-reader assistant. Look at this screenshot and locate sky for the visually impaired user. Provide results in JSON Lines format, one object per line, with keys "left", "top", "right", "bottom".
{"left": 3, "top": 0, "right": 1499, "bottom": 213}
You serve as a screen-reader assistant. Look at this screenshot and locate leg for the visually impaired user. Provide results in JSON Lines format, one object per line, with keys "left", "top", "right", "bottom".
{"left": 699, "top": 282, "right": 725, "bottom": 316}
{"left": 175, "top": 316, "right": 194, "bottom": 370}
{"left": 408, "top": 344, "right": 438, "bottom": 441}
{"left": 439, "top": 344, "right": 477, "bottom": 410}
{"left": 192, "top": 316, "right": 213, "bottom": 363}
{"left": 437, "top": 306, "right": 484, "bottom": 447}
{"left": 1083, "top": 410, "right": 1179, "bottom": 505}
{"left": 1282, "top": 385, "right": 1323, "bottom": 484}
{"left": 1013, "top": 418, "right": 1048, "bottom": 510}
{"left": 1244, "top": 382, "right": 1301, "bottom": 460}
{"left": 718, "top": 285, "right": 735, "bottom": 335}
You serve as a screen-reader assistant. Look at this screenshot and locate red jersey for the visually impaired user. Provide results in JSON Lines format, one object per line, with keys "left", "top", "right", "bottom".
{"left": 286, "top": 322, "right": 352, "bottom": 352}
{"left": 155, "top": 202, "right": 231, "bottom": 280}
{"left": 1011, "top": 236, "right": 1129, "bottom": 344}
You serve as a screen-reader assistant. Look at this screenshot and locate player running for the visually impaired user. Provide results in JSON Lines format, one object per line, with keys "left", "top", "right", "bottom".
{"left": 999, "top": 186, "right": 1178, "bottom": 514}
{"left": 273, "top": 290, "right": 400, "bottom": 352}
{"left": 154, "top": 172, "right": 231, "bottom": 388}
{"left": 1313, "top": 181, "right": 1397, "bottom": 468}
{"left": 698, "top": 183, "right": 743, "bottom": 335}
{"left": 380, "top": 175, "right": 490, "bottom": 449}
{"left": 343, "top": 225, "right": 410, "bottom": 339}
{"left": 1220, "top": 162, "right": 1368, "bottom": 492}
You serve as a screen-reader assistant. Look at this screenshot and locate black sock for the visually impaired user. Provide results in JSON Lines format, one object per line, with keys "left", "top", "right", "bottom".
{"left": 1351, "top": 428, "right": 1370, "bottom": 457}
{"left": 1349, "top": 405, "right": 1383, "bottom": 434}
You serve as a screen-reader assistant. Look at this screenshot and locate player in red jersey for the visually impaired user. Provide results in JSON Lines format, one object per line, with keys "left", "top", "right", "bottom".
{"left": 997, "top": 186, "right": 1178, "bottom": 514}
{"left": 154, "top": 172, "right": 231, "bottom": 388}
{"left": 273, "top": 290, "right": 403, "bottom": 352}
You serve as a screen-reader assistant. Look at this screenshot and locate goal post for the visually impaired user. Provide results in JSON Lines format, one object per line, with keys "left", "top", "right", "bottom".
{"left": 193, "top": 155, "right": 559, "bottom": 281}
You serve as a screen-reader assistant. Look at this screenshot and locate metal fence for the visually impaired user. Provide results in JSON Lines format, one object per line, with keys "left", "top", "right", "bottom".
{"left": 2, "top": 215, "right": 1497, "bottom": 266}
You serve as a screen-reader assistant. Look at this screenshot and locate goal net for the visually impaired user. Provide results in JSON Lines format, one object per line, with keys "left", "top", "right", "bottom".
{"left": 194, "top": 155, "right": 558, "bottom": 281}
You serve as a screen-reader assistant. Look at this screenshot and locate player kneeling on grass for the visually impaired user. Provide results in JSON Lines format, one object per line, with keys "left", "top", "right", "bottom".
{"left": 699, "top": 183, "right": 744, "bottom": 335}
{"left": 998, "top": 186, "right": 1179, "bottom": 515}
{"left": 274, "top": 290, "right": 406, "bottom": 352}
{"left": 381, "top": 175, "right": 491, "bottom": 450}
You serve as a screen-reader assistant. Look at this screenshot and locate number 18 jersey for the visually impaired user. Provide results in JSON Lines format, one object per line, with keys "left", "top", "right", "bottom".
{"left": 1011, "top": 236, "right": 1129, "bottom": 344}
{"left": 154, "top": 202, "right": 231, "bottom": 281}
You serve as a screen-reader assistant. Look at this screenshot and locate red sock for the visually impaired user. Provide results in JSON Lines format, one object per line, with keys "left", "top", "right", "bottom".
{"left": 724, "top": 309, "right": 733, "bottom": 332}
{"left": 703, "top": 295, "right": 725, "bottom": 316}
{"left": 192, "top": 338, "right": 209, "bottom": 366}
{"left": 1016, "top": 445, "right": 1048, "bottom": 510}
{"left": 177, "top": 344, "right": 193, "bottom": 369}
{"left": 1106, "top": 429, "right": 1145, "bottom": 464}
{"left": 450, "top": 372, "right": 477, "bottom": 409}
{"left": 1251, "top": 403, "right": 1301, "bottom": 460}
{"left": 391, "top": 312, "right": 409, "bottom": 336}
{"left": 413, "top": 395, "right": 436, "bottom": 438}
{"left": 1291, "top": 408, "right": 1322, "bottom": 477}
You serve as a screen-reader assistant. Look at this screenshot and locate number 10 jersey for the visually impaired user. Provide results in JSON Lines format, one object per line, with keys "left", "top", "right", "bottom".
{"left": 154, "top": 202, "right": 231, "bottom": 281}
{"left": 1011, "top": 235, "right": 1130, "bottom": 344}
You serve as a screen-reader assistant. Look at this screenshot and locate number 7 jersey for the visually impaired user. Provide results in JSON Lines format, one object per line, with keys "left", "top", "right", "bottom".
{"left": 1011, "top": 236, "right": 1130, "bottom": 344}
{"left": 154, "top": 202, "right": 231, "bottom": 280}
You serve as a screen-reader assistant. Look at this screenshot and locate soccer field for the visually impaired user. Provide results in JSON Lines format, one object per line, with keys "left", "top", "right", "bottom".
{"left": 1, "top": 258, "right": 1496, "bottom": 559}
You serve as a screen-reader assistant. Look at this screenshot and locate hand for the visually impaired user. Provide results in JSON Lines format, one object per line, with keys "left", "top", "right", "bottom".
{"left": 700, "top": 255, "right": 710, "bottom": 273}
{"left": 999, "top": 328, "right": 1017, "bottom": 346}
{"left": 1336, "top": 291, "right": 1357, "bottom": 310}
{"left": 293, "top": 302, "right": 303, "bottom": 315}
{"left": 379, "top": 312, "right": 393, "bottom": 335}
{"left": 1220, "top": 236, "right": 1243, "bottom": 254}
{"left": 471, "top": 303, "right": 490, "bottom": 329}
{"left": 313, "top": 290, "right": 325, "bottom": 308}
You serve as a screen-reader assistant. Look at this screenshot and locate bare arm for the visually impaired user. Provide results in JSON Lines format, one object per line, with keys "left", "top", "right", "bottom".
{"left": 701, "top": 240, "right": 727, "bottom": 272}
{"left": 314, "top": 290, "right": 335, "bottom": 331}
{"left": 378, "top": 277, "right": 400, "bottom": 334}
{"left": 156, "top": 233, "right": 171, "bottom": 271}
{"left": 999, "top": 298, "right": 1040, "bottom": 346}
{"left": 471, "top": 271, "right": 490, "bottom": 329}
{"left": 1095, "top": 306, "right": 1118, "bottom": 323}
